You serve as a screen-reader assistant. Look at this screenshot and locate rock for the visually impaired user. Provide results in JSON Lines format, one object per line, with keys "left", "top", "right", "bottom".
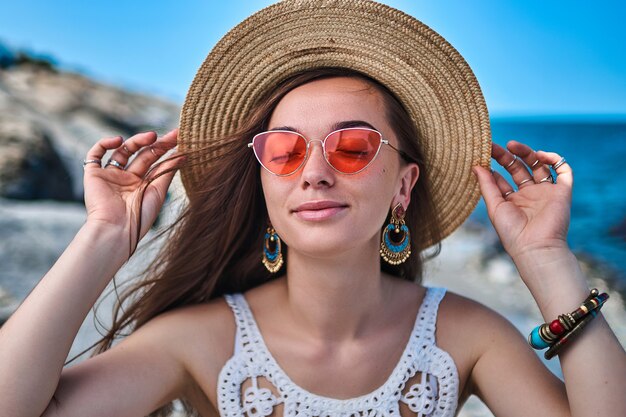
{"left": 0, "top": 116, "right": 74, "bottom": 200}
{"left": 84, "top": 83, "right": 177, "bottom": 132}
{"left": 0, "top": 59, "right": 180, "bottom": 201}
{"left": 0, "top": 199, "right": 87, "bottom": 300}
{"left": 0, "top": 285, "right": 19, "bottom": 325}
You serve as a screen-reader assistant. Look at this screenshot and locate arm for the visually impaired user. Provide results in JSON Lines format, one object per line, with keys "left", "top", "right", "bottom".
{"left": 470, "top": 140, "right": 626, "bottom": 417}
{"left": 0, "top": 130, "right": 180, "bottom": 416}
{"left": 511, "top": 247, "right": 625, "bottom": 415}
{"left": 42, "top": 307, "right": 192, "bottom": 417}
{"left": 448, "top": 295, "right": 570, "bottom": 417}
{"left": 0, "top": 222, "right": 126, "bottom": 416}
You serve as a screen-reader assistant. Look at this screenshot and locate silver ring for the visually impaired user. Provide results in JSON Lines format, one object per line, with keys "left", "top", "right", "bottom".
{"left": 516, "top": 178, "right": 534, "bottom": 187}
{"left": 503, "top": 190, "right": 515, "bottom": 198}
{"left": 149, "top": 145, "right": 157, "bottom": 157}
{"left": 82, "top": 159, "right": 101, "bottom": 168}
{"left": 105, "top": 159, "right": 125, "bottom": 170}
{"left": 552, "top": 157, "right": 566, "bottom": 171}
{"left": 539, "top": 174, "right": 555, "bottom": 184}
{"left": 505, "top": 154, "right": 518, "bottom": 169}
{"left": 530, "top": 159, "right": 540, "bottom": 169}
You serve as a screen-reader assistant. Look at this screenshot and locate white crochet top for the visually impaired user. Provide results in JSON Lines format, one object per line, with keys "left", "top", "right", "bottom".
{"left": 218, "top": 287, "right": 459, "bottom": 417}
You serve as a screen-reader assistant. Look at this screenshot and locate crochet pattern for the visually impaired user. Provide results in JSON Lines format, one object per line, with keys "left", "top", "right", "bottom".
{"left": 218, "top": 287, "right": 459, "bottom": 416}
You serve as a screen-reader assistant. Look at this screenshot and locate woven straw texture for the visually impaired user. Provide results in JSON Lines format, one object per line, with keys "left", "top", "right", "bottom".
{"left": 178, "top": 0, "right": 492, "bottom": 249}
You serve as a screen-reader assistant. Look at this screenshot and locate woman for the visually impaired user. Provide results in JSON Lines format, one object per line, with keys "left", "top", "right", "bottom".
{"left": 1, "top": 1, "right": 624, "bottom": 416}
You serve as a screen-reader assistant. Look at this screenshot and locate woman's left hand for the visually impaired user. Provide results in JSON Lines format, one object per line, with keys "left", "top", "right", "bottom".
{"left": 472, "top": 140, "right": 573, "bottom": 260}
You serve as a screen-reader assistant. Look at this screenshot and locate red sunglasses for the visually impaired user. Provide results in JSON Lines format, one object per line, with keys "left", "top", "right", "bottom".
{"left": 248, "top": 127, "right": 408, "bottom": 176}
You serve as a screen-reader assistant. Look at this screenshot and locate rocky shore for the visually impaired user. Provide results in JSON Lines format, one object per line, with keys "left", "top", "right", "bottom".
{"left": 0, "top": 49, "right": 179, "bottom": 201}
{"left": 1, "top": 50, "right": 624, "bottom": 417}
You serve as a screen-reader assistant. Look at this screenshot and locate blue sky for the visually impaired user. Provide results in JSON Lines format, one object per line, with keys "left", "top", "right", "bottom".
{"left": 1, "top": 0, "right": 625, "bottom": 116}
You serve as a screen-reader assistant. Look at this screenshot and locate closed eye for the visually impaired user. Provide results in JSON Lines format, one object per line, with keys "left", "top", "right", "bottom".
{"left": 334, "top": 148, "right": 370, "bottom": 157}
{"left": 270, "top": 152, "right": 303, "bottom": 163}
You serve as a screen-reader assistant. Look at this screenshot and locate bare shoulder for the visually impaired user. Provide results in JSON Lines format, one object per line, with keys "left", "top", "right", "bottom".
{"left": 434, "top": 289, "right": 566, "bottom": 413}
{"left": 153, "top": 295, "right": 236, "bottom": 350}
{"left": 125, "top": 296, "right": 236, "bottom": 358}
{"left": 49, "top": 296, "right": 236, "bottom": 417}
{"left": 434, "top": 290, "right": 530, "bottom": 399}
{"left": 436, "top": 289, "right": 526, "bottom": 358}
{"left": 133, "top": 295, "right": 238, "bottom": 413}
{"left": 175, "top": 298, "right": 237, "bottom": 375}
{"left": 437, "top": 289, "right": 519, "bottom": 337}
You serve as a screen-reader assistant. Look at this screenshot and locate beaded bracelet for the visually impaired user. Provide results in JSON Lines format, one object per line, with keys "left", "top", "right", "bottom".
{"left": 528, "top": 288, "right": 609, "bottom": 359}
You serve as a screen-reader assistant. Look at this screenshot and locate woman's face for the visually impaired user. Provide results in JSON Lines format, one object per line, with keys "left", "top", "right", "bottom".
{"left": 260, "top": 76, "right": 419, "bottom": 258}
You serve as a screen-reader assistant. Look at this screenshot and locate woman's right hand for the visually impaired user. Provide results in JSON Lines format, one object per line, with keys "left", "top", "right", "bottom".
{"left": 82, "top": 129, "right": 180, "bottom": 254}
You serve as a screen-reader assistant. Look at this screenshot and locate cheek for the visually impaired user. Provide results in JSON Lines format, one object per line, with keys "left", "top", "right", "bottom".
{"left": 354, "top": 167, "right": 396, "bottom": 215}
{"left": 260, "top": 172, "right": 291, "bottom": 222}
{"left": 261, "top": 172, "right": 278, "bottom": 206}
{"left": 364, "top": 163, "right": 395, "bottom": 191}
{"left": 367, "top": 164, "right": 400, "bottom": 213}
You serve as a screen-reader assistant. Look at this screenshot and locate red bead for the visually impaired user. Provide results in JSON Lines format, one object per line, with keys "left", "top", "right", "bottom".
{"left": 549, "top": 319, "right": 565, "bottom": 335}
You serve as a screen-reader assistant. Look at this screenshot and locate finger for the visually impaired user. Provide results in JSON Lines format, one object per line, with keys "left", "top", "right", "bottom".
{"left": 146, "top": 151, "right": 182, "bottom": 204}
{"left": 126, "top": 128, "right": 179, "bottom": 176}
{"left": 105, "top": 131, "right": 158, "bottom": 169}
{"left": 536, "top": 150, "right": 573, "bottom": 188}
{"left": 506, "top": 140, "right": 552, "bottom": 184}
{"left": 85, "top": 136, "right": 123, "bottom": 170}
{"left": 492, "top": 142, "right": 534, "bottom": 189}
{"left": 140, "top": 150, "right": 184, "bottom": 235}
{"left": 492, "top": 170, "right": 516, "bottom": 199}
{"left": 472, "top": 166, "right": 507, "bottom": 213}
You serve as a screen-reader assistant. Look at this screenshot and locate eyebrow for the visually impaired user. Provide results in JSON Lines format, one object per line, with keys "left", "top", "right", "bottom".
{"left": 268, "top": 120, "right": 379, "bottom": 133}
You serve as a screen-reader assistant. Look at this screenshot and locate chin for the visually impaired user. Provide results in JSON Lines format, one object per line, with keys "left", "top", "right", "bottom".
{"left": 283, "top": 231, "right": 374, "bottom": 259}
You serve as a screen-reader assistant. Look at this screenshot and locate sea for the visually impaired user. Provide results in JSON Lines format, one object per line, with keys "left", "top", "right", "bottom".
{"left": 469, "top": 116, "right": 626, "bottom": 290}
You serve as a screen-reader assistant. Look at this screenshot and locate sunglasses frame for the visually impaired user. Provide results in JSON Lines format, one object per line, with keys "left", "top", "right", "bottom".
{"left": 247, "top": 127, "right": 406, "bottom": 176}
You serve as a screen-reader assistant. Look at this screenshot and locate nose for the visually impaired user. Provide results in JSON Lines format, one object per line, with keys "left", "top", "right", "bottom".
{"left": 300, "top": 140, "right": 335, "bottom": 188}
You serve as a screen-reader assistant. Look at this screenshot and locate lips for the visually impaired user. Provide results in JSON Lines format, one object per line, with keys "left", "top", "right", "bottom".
{"left": 292, "top": 200, "right": 349, "bottom": 221}
{"left": 293, "top": 200, "right": 349, "bottom": 212}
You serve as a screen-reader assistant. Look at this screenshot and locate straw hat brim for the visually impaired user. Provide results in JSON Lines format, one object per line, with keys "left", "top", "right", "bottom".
{"left": 178, "top": 0, "right": 492, "bottom": 250}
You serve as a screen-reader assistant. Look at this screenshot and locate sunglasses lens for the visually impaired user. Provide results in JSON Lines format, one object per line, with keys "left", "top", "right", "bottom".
{"left": 253, "top": 131, "right": 307, "bottom": 175}
{"left": 325, "top": 129, "right": 381, "bottom": 173}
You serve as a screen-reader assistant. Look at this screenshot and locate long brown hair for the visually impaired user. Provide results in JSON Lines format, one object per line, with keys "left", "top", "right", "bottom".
{"left": 80, "top": 67, "right": 443, "bottom": 416}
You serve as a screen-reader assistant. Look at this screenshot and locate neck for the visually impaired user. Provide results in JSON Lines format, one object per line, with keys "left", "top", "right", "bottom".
{"left": 279, "top": 234, "right": 394, "bottom": 343}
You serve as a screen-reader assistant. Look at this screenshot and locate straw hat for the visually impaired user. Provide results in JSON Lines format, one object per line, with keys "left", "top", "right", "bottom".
{"left": 178, "top": 0, "right": 492, "bottom": 249}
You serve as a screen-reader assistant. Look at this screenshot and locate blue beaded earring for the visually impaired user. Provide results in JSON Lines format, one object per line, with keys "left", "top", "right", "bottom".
{"left": 262, "top": 223, "right": 284, "bottom": 273}
{"left": 380, "top": 203, "right": 411, "bottom": 265}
